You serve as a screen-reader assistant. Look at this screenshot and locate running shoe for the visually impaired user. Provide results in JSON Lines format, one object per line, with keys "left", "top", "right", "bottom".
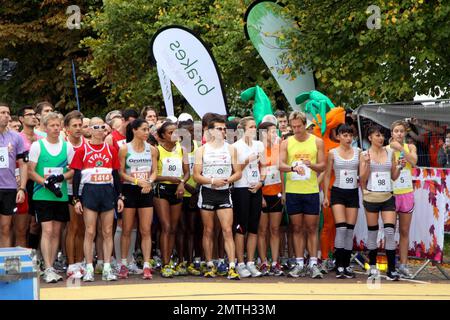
{"left": 344, "top": 266, "right": 356, "bottom": 279}
{"left": 324, "top": 258, "right": 336, "bottom": 272}
{"left": 310, "top": 264, "right": 324, "bottom": 279}
{"left": 386, "top": 270, "right": 401, "bottom": 281}
{"left": 288, "top": 264, "right": 305, "bottom": 278}
{"left": 134, "top": 249, "right": 144, "bottom": 268}
{"left": 66, "top": 264, "right": 77, "bottom": 278}
{"left": 118, "top": 264, "right": 129, "bottom": 279}
{"left": 193, "top": 258, "right": 201, "bottom": 270}
{"left": 318, "top": 262, "right": 328, "bottom": 275}
{"left": 42, "top": 268, "right": 58, "bottom": 283}
{"left": 259, "top": 262, "right": 270, "bottom": 276}
{"left": 94, "top": 263, "right": 104, "bottom": 274}
{"left": 128, "top": 261, "right": 143, "bottom": 275}
{"left": 53, "top": 260, "right": 66, "bottom": 274}
{"left": 271, "top": 263, "right": 284, "bottom": 277}
{"left": 83, "top": 268, "right": 95, "bottom": 282}
{"left": 398, "top": 265, "right": 413, "bottom": 279}
{"left": 217, "top": 261, "right": 228, "bottom": 276}
{"left": 142, "top": 267, "right": 153, "bottom": 280}
{"left": 336, "top": 267, "right": 345, "bottom": 279}
{"left": 175, "top": 261, "right": 188, "bottom": 276}
{"left": 102, "top": 268, "right": 118, "bottom": 281}
{"left": 227, "top": 267, "right": 240, "bottom": 280}
{"left": 161, "top": 265, "right": 174, "bottom": 278}
{"left": 367, "top": 265, "right": 380, "bottom": 280}
{"left": 236, "top": 264, "right": 251, "bottom": 278}
{"left": 203, "top": 265, "right": 217, "bottom": 278}
{"left": 287, "top": 258, "right": 297, "bottom": 271}
{"left": 246, "top": 263, "right": 262, "bottom": 277}
{"left": 200, "top": 261, "right": 208, "bottom": 274}
{"left": 187, "top": 263, "right": 201, "bottom": 276}
{"left": 151, "top": 255, "right": 162, "bottom": 270}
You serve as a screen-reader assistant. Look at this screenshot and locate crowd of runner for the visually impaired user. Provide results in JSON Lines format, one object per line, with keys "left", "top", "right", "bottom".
{"left": 1, "top": 100, "right": 439, "bottom": 283}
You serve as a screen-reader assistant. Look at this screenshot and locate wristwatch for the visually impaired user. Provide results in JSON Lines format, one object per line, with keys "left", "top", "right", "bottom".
{"left": 291, "top": 166, "right": 295, "bottom": 172}
{"left": 179, "top": 179, "right": 185, "bottom": 184}
{"left": 117, "top": 194, "right": 125, "bottom": 201}
{"left": 18, "top": 187, "right": 26, "bottom": 193}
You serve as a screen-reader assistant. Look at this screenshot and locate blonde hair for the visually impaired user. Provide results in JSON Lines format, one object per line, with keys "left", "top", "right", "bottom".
{"left": 391, "top": 120, "right": 408, "bottom": 132}
{"left": 288, "top": 111, "right": 306, "bottom": 124}
{"left": 238, "top": 116, "right": 255, "bottom": 130}
{"left": 42, "top": 112, "right": 61, "bottom": 127}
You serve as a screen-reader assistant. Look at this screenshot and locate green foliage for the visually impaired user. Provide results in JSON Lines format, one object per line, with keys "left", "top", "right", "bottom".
{"left": 0, "top": 0, "right": 105, "bottom": 116}
{"left": 281, "top": 0, "right": 450, "bottom": 108}
{"left": 81, "top": 0, "right": 285, "bottom": 117}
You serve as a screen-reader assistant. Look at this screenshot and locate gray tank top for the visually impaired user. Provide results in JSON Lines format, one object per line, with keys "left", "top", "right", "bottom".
{"left": 332, "top": 147, "right": 359, "bottom": 189}
{"left": 367, "top": 148, "right": 393, "bottom": 192}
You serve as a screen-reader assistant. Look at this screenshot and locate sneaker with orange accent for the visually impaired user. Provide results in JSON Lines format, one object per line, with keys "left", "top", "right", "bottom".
{"left": 142, "top": 267, "right": 153, "bottom": 280}
{"left": 118, "top": 264, "right": 129, "bottom": 279}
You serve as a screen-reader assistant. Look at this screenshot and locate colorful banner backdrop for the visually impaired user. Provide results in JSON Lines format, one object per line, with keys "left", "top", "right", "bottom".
{"left": 156, "top": 64, "right": 174, "bottom": 116}
{"left": 150, "top": 26, "right": 228, "bottom": 118}
{"left": 244, "top": 1, "right": 315, "bottom": 110}
{"left": 353, "top": 168, "right": 449, "bottom": 263}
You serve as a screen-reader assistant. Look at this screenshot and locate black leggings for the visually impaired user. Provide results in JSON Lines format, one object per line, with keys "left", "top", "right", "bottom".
{"left": 232, "top": 187, "right": 262, "bottom": 235}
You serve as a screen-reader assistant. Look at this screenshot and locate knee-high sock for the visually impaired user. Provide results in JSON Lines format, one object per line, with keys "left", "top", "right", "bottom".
{"left": 344, "top": 224, "right": 355, "bottom": 268}
{"left": 367, "top": 225, "right": 379, "bottom": 266}
{"left": 384, "top": 223, "right": 396, "bottom": 272}
{"left": 334, "top": 223, "right": 347, "bottom": 268}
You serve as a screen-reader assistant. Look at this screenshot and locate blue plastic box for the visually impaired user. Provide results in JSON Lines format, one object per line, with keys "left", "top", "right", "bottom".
{"left": 0, "top": 247, "right": 39, "bottom": 300}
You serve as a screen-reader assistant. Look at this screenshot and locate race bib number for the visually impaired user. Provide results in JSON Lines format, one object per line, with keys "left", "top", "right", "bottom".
{"left": 291, "top": 161, "right": 311, "bottom": 181}
{"left": 117, "top": 139, "right": 126, "bottom": 148}
{"left": 131, "top": 166, "right": 151, "bottom": 181}
{"left": 90, "top": 168, "right": 112, "bottom": 183}
{"left": 393, "top": 170, "right": 413, "bottom": 190}
{"left": 162, "top": 157, "right": 182, "bottom": 177}
{"left": 371, "top": 171, "right": 392, "bottom": 192}
{"left": 0, "top": 147, "right": 9, "bottom": 169}
{"left": 203, "top": 164, "right": 232, "bottom": 179}
{"left": 246, "top": 163, "right": 260, "bottom": 185}
{"left": 339, "top": 170, "right": 358, "bottom": 189}
{"left": 265, "top": 165, "right": 281, "bottom": 186}
{"left": 188, "top": 154, "right": 195, "bottom": 175}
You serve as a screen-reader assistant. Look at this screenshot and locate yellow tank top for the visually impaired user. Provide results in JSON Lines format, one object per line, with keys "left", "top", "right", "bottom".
{"left": 157, "top": 142, "right": 183, "bottom": 184}
{"left": 390, "top": 143, "right": 414, "bottom": 195}
{"left": 285, "top": 134, "right": 319, "bottom": 194}
{"left": 184, "top": 140, "right": 198, "bottom": 197}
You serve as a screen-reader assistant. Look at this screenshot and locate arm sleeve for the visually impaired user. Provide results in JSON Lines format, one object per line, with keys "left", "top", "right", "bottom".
{"left": 112, "top": 169, "right": 122, "bottom": 196}
{"left": 73, "top": 169, "right": 81, "bottom": 199}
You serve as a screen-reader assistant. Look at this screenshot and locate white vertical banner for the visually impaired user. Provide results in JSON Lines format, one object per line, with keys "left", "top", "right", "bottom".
{"left": 157, "top": 63, "right": 174, "bottom": 116}
{"left": 150, "top": 25, "right": 228, "bottom": 118}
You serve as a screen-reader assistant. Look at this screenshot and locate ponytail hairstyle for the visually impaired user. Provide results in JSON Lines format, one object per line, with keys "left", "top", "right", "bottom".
{"left": 126, "top": 118, "right": 147, "bottom": 143}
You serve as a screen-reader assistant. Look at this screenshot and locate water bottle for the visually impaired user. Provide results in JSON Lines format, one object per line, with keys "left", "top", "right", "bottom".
{"left": 397, "top": 151, "right": 405, "bottom": 170}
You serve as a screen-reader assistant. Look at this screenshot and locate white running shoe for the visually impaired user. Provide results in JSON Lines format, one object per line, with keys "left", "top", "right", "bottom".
{"left": 367, "top": 265, "right": 380, "bottom": 280}
{"left": 246, "top": 263, "right": 262, "bottom": 277}
{"left": 128, "top": 261, "right": 143, "bottom": 275}
{"left": 42, "top": 268, "right": 58, "bottom": 283}
{"left": 288, "top": 264, "right": 306, "bottom": 278}
{"left": 398, "top": 265, "right": 413, "bottom": 279}
{"left": 102, "top": 268, "right": 118, "bottom": 281}
{"left": 310, "top": 264, "right": 324, "bottom": 279}
{"left": 83, "top": 268, "right": 95, "bottom": 282}
{"left": 236, "top": 264, "right": 251, "bottom": 278}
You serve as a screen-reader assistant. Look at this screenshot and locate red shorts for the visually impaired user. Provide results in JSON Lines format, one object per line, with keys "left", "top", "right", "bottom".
{"left": 395, "top": 192, "right": 414, "bottom": 214}
{"left": 16, "top": 192, "right": 29, "bottom": 214}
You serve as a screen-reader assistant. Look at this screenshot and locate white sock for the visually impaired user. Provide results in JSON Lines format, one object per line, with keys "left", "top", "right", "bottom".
{"left": 207, "top": 261, "right": 214, "bottom": 268}
{"left": 219, "top": 258, "right": 225, "bottom": 263}
{"left": 247, "top": 261, "right": 255, "bottom": 266}
{"left": 121, "top": 258, "right": 127, "bottom": 266}
{"left": 86, "top": 263, "right": 94, "bottom": 271}
{"left": 296, "top": 257, "right": 304, "bottom": 267}
{"left": 309, "top": 257, "right": 318, "bottom": 267}
{"left": 229, "top": 262, "right": 235, "bottom": 269}
{"left": 114, "top": 226, "right": 122, "bottom": 261}
{"left": 272, "top": 261, "right": 277, "bottom": 267}
{"left": 97, "top": 259, "right": 104, "bottom": 266}
{"left": 143, "top": 262, "right": 150, "bottom": 269}
{"left": 238, "top": 262, "right": 245, "bottom": 267}
{"left": 103, "top": 263, "right": 111, "bottom": 271}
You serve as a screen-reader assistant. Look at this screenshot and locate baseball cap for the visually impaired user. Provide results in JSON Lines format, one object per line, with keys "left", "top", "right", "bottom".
{"left": 261, "top": 114, "right": 278, "bottom": 126}
{"left": 166, "top": 115, "right": 178, "bottom": 123}
{"left": 178, "top": 113, "right": 193, "bottom": 122}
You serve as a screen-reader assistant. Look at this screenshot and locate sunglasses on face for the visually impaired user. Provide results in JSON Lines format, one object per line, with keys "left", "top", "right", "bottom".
{"left": 214, "top": 127, "right": 227, "bottom": 132}
{"left": 91, "top": 125, "right": 106, "bottom": 130}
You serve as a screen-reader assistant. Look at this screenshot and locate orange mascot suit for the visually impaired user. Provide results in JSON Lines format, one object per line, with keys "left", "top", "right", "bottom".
{"left": 311, "top": 107, "right": 346, "bottom": 261}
